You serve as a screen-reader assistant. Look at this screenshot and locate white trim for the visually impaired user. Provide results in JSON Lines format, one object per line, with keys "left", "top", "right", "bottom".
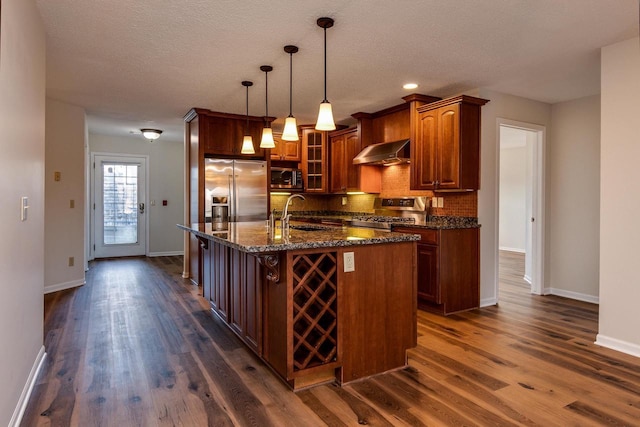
{"left": 496, "top": 119, "right": 546, "bottom": 299}
{"left": 548, "top": 288, "right": 599, "bottom": 304}
{"left": 595, "top": 334, "right": 640, "bottom": 359}
{"left": 480, "top": 297, "right": 498, "bottom": 307}
{"left": 9, "top": 346, "right": 46, "bottom": 427}
{"left": 44, "top": 278, "right": 85, "bottom": 294}
{"left": 148, "top": 251, "right": 184, "bottom": 257}
{"left": 523, "top": 274, "right": 532, "bottom": 284}
{"left": 499, "top": 246, "right": 525, "bottom": 253}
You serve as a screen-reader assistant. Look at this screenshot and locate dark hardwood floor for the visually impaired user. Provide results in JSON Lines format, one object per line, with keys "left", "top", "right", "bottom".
{"left": 22, "top": 255, "right": 640, "bottom": 426}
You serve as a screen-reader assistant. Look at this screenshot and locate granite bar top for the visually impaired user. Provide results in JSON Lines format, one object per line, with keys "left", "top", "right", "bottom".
{"left": 392, "top": 216, "right": 480, "bottom": 230}
{"left": 178, "top": 221, "right": 420, "bottom": 253}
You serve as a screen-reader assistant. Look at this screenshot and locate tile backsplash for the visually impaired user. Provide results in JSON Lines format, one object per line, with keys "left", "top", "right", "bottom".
{"left": 270, "top": 164, "right": 478, "bottom": 217}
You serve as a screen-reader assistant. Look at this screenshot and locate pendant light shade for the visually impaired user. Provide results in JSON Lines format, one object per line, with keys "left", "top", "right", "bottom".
{"left": 315, "top": 17, "right": 336, "bottom": 131}
{"left": 141, "top": 128, "right": 162, "bottom": 141}
{"left": 259, "top": 65, "right": 275, "bottom": 149}
{"left": 241, "top": 80, "right": 255, "bottom": 154}
{"left": 282, "top": 45, "right": 299, "bottom": 141}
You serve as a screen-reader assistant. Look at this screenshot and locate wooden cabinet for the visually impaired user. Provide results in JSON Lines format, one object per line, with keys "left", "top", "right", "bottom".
{"left": 184, "top": 108, "right": 271, "bottom": 287}
{"left": 411, "top": 95, "right": 488, "bottom": 191}
{"left": 300, "top": 125, "right": 329, "bottom": 193}
{"left": 201, "top": 239, "right": 262, "bottom": 355}
{"left": 394, "top": 226, "right": 479, "bottom": 315}
{"left": 270, "top": 133, "right": 301, "bottom": 162}
{"left": 329, "top": 127, "right": 381, "bottom": 194}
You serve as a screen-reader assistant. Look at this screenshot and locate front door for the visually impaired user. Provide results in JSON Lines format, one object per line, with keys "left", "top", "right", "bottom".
{"left": 93, "top": 154, "right": 147, "bottom": 258}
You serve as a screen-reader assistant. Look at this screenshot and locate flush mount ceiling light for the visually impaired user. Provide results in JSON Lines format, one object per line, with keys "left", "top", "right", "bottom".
{"left": 140, "top": 128, "right": 162, "bottom": 141}
{"left": 241, "top": 80, "right": 255, "bottom": 154}
{"left": 259, "top": 65, "right": 275, "bottom": 149}
{"left": 315, "top": 17, "right": 336, "bottom": 131}
{"left": 403, "top": 83, "right": 419, "bottom": 90}
{"left": 282, "top": 45, "right": 299, "bottom": 141}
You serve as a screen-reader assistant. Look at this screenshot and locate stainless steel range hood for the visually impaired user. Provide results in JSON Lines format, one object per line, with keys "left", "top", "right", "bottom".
{"left": 352, "top": 139, "right": 410, "bottom": 166}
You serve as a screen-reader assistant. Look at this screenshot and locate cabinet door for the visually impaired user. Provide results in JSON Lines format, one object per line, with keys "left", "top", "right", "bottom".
{"left": 344, "top": 132, "right": 360, "bottom": 190}
{"left": 202, "top": 241, "right": 212, "bottom": 301}
{"left": 412, "top": 109, "right": 438, "bottom": 190}
{"left": 270, "top": 135, "right": 284, "bottom": 160}
{"left": 417, "top": 243, "right": 440, "bottom": 304}
{"left": 213, "top": 243, "right": 229, "bottom": 321}
{"left": 229, "top": 249, "right": 243, "bottom": 336}
{"left": 330, "top": 134, "right": 346, "bottom": 193}
{"left": 243, "top": 254, "right": 262, "bottom": 354}
{"left": 302, "top": 128, "right": 328, "bottom": 192}
{"left": 203, "top": 116, "right": 237, "bottom": 155}
{"left": 436, "top": 104, "right": 461, "bottom": 189}
{"left": 282, "top": 140, "right": 301, "bottom": 161}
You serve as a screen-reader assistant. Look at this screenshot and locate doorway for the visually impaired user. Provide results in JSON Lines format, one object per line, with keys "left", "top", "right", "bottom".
{"left": 497, "top": 119, "right": 545, "bottom": 297}
{"left": 91, "top": 154, "right": 148, "bottom": 258}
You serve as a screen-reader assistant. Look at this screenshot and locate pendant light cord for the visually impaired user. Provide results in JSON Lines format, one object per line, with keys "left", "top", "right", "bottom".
{"left": 289, "top": 52, "right": 293, "bottom": 117}
{"left": 323, "top": 26, "right": 328, "bottom": 103}
{"left": 265, "top": 71, "right": 269, "bottom": 120}
{"left": 245, "top": 84, "right": 249, "bottom": 134}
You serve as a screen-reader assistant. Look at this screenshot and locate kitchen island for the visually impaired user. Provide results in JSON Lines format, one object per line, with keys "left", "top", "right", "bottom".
{"left": 178, "top": 222, "right": 419, "bottom": 390}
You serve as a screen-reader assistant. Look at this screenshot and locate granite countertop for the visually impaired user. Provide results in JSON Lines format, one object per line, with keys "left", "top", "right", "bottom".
{"left": 286, "top": 211, "right": 479, "bottom": 230}
{"left": 178, "top": 221, "right": 420, "bottom": 253}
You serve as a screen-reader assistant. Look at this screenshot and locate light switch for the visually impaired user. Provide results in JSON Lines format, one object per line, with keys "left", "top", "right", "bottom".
{"left": 21, "top": 197, "right": 29, "bottom": 221}
{"left": 70, "top": 199, "right": 75, "bottom": 209}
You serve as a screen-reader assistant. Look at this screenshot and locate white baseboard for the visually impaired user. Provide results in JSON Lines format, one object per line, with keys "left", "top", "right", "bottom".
{"left": 10, "top": 346, "right": 46, "bottom": 427}
{"left": 595, "top": 334, "right": 640, "bottom": 359}
{"left": 548, "top": 288, "right": 599, "bottom": 304}
{"left": 480, "top": 297, "right": 498, "bottom": 307}
{"left": 44, "top": 278, "right": 85, "bottom": 295}
{"left": 499, "top": 246, "right": 525, "bottom": 253}
{"left": 148, "top": 251, "right": 184, "bottom": 257}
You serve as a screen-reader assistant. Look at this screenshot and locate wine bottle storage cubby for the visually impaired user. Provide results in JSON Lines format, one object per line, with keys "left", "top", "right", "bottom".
{"left": 291, "top": 252, "right": 338, "bottom": 371}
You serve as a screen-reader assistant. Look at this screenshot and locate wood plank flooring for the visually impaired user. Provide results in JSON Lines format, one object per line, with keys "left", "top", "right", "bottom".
{"left": 22, "top": 254, "right": 640, "bottom": 426}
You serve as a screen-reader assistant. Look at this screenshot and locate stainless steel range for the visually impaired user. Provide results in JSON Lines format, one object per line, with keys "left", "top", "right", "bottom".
{"left": 349, "top": 197, "right": 429, "bottom": 230}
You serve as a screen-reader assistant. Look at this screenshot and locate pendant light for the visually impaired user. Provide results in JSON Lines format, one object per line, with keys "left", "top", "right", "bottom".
{"left": 315, "top": 17, "right": 336, "bottom": 131}
{"left": 241, "top": 80, "right": 255, "bottom": 154}
{"left": 282, "top": 45, "right": 299, "bottom": 141}
{"left": 259, "top": 65, "right": 275, "bottom": 149}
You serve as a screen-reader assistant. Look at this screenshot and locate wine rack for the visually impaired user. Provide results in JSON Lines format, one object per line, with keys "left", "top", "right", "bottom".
{"left": 291, "top": 252, "right": 338, "bottom": 372}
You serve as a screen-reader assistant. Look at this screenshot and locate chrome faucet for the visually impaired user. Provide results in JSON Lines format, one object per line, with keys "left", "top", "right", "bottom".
{"left": 281, "top": 194, "right": 305, "bottom": 231}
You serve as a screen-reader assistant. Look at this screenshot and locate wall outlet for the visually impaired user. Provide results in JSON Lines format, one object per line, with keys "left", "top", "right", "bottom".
{"left": 343, "top": 252, "right": 355, "bottom": 272}
{"left": 68, "top": 257, "right": 74, "bottom": 267}
{"left": 341, "top": 196, "right": 347, "bottom": 206}
{"left": 437, "top": 197, "right": 444, "bottom": 208}
{"left": 54, "top": 171, "right": 61, "bottom": 181}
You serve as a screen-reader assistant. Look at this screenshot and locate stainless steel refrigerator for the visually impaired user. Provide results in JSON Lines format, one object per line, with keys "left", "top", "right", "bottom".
{"left": 204, "top": 159, "right": 268, "bottom": 222}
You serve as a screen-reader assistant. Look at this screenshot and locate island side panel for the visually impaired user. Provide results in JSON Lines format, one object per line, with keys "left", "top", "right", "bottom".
{"left": 262, "top": 252, "right": 289, "bottom": 380}
{"left": 338, "top": 241, "right": 417, "bottom": 384}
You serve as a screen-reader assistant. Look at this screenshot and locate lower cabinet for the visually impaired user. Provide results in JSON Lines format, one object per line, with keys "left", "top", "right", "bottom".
{"left": 201, "top": 239, "right": 262, "bottom": 355}
{"left": 394, "top": 227, "right": 479, "bottom": 315}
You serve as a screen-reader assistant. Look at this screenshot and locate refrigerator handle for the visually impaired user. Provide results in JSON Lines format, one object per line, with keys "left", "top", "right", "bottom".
{"left": 228, "top": 175, "right": 234, "bottom": 221}
{"left": 233, "top": 175, "right": 239, "bottom": 221}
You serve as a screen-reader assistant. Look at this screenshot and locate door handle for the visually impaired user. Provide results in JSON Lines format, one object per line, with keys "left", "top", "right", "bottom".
{"left": 531, "top": 217, "right": 535, "bottom": 222}
{"left": 139, "top": 202, "right": 145, "bottom": 214}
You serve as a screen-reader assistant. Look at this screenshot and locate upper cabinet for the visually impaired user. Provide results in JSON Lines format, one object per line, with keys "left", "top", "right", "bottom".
{"left": 270, "top": 132, "right": 301, "bottom": 162}
{"left": 300, "top": 125, "right": 329, "bottom": 193}
{"left": 185, "top": 108, "right": 271, "bottom": 158}
{"left": 411, "top": 95, "right": 489, "bottom": 191}
{"left": 329, "top": 127, "right": 381, "bottom": 194}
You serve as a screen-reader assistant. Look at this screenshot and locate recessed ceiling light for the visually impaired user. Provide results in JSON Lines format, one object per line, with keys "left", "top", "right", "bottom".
{"left": 403, "top": 83, "right": 418, "bottom": 90}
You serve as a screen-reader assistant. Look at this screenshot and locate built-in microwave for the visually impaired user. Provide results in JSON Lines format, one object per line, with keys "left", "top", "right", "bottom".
{"left": 271, "top": 167, "right": 303, "bottom": 190}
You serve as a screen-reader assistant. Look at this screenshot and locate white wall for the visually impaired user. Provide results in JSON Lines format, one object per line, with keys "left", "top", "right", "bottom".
{"left": 499, "top": 144, "right": 527, "bottom": 252}
{"left": 0, "top": 0, "right": 46, "bottom": 425}
{"left": 45, "top": 99, "right": 87, "bottom": 293}
{"left": 548, "top": 95, "right": 600, "bottom": 302}
{"left": 597, "top": 37, "right": 640, "bottom": 357}
{"left": 89, "top": 134, "right": 184, "bottom": 255}
{"left": 477, "top": 89, "right": 552, "bottom": 306}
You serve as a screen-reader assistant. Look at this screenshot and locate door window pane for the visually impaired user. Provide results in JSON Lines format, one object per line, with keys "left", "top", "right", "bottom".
{"left": 103, "top": 163, "right": 138, "bottom": 244}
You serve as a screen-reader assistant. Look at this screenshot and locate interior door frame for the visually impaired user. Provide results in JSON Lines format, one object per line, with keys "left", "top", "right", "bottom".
{"left": 496, "top": 118, "right": 546, "bottom": 296}
{"left": 90, "top": 152, "right": 150, "bottom": 259}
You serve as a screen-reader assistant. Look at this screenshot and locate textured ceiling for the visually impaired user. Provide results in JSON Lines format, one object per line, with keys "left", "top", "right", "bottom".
{"left": 36, "top": 0, "right": 638, "bottom": 143}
